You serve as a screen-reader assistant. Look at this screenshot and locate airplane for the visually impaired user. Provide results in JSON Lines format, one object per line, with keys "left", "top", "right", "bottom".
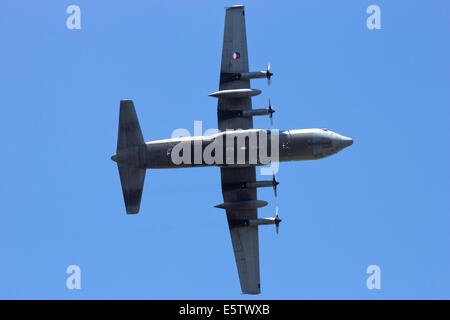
{"left": 111, "top": 5, "right": 353, "bottom": 294}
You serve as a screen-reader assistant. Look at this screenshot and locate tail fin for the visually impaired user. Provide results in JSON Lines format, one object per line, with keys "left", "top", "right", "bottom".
{"left": 118, "top": 166, "right": 146, "bottom": 214}
{"left": 117, "top": 100, "right": 144, "bottom": 152}
{"left": 115, "top": 100, "right": 146, "bottom": 214}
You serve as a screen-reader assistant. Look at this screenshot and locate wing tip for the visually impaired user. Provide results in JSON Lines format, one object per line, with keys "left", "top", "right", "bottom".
{"left": 225, "top": 5, "right": 244, "bottom": 9}
{"left": 241, "top": 285, "right": 261, "bottom": 295}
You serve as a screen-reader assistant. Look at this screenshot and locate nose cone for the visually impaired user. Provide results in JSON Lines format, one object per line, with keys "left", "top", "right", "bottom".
{"left": 111, "top": 154, "right": 118, "bottom": 162}
{"left": 341, "top": 136, "right": 353, "bottom": 148}
{"left": 333, "top": 135, "right": 353, "bottom": 150}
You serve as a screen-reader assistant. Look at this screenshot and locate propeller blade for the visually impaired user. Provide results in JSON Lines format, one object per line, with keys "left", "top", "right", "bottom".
{"left": 272, "top": 173, "right": 278, "bottom": 197}
{"left": 273, "top": 180, "right": 277, "bottom": 197}
{"left": 266, "top": 62, "right": 272, "bottom": 86}
{"left": 275, "top": 206, "right": 280, "bottom": 235}
{"left": 268, "top": 98, "right": 275, "bottom": 127}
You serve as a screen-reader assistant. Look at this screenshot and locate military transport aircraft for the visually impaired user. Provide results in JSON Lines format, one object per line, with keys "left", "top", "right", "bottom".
{"left": 111, "top": 5, "right": 353, "bottom": 294}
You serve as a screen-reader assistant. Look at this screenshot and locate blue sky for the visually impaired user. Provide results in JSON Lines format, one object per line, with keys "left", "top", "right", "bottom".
{"left": 0, "top": 0, "right": 448, "bottom": 299}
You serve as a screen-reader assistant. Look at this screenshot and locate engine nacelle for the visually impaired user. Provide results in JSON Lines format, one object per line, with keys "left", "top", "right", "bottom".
{"left": 246, "top": 217, "right": 277, "bottom": 227}
{"left": 238, "top": 71, "right": 268, "bottom": 80}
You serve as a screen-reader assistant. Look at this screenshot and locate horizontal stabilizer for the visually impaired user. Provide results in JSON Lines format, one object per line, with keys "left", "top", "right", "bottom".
{"left": 117, "top": 100, "right": 144, "bottom": 151}
{"left": 118, "top": 166, "right": 146, "bottom": 214}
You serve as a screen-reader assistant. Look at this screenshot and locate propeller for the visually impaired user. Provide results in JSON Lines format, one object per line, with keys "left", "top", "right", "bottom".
{"left": 268, "top": 98, "right": 275, "bottom": 126}
{"left": 275, "top": 206, "right": 282, "bottom": 235}
{"left": 266, "top": 63, "right": 273, "bottom": 86}
{"left": 272, "top": 173, "right": 279, "bottom": 197}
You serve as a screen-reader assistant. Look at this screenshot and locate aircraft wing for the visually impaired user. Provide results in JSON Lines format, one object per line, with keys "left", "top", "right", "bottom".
{"left": 217, "top": 5, "right": 253, "bottom": 132}
{"left": 220, "top": 167, "right": 261, "bottom": 294}
{"left": 217, "top": 6, "right": 261, "bottom": 294}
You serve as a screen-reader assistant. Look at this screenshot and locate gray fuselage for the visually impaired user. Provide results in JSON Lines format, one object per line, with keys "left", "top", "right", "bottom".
{"left": 111, "top": 128, "right": 353, "bottom": 169}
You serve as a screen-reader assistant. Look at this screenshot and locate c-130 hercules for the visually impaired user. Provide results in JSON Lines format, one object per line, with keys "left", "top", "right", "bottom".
{"left": 111, "top": 5, "right": 353, "bottom": 294}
